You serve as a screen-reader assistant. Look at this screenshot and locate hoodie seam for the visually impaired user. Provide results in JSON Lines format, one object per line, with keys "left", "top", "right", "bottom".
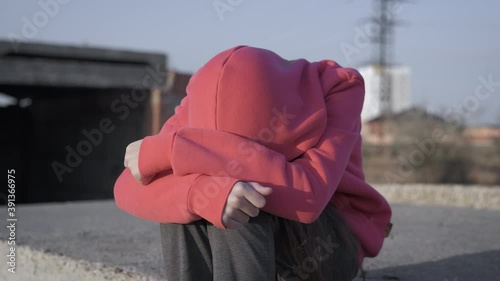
{"left": 214, "top": 46, "right": 247, "bottom": 130}
{"left": 186, "top": 174, "right": 206, "bottom": 215}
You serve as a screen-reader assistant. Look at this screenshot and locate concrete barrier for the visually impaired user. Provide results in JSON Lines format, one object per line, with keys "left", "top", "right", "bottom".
{"left": 0, "top": 241, "right": 159, "bottom": 281}
{"left": 1, "top": 185, "right": 499, "bottom": 280}
{"left": 373, "top": 184, "right": 500, "bottom": 210}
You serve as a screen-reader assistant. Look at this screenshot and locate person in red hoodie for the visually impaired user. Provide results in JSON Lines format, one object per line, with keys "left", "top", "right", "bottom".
{"left": 114, "top": 46, "right": 392, "bottom": 280}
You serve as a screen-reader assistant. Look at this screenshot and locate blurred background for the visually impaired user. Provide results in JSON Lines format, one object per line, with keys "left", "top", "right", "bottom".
{"left": 1, "top": 1, "right": 500, "bottom": 281}
{"left": 1, "top": 0, "right": 499, "bottom": 205}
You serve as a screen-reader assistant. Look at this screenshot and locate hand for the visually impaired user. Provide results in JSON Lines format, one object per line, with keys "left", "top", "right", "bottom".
{"left": 124, "top": 139, "right": 154, "bottom": 185}
{"left": 222, "top": 181, "right": 273, "bottom": 229}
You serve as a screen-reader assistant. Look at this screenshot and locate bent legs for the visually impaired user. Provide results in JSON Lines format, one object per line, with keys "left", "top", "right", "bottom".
{"left": 160, "top": 211, "right": 277, "bottom": 281}
{"left": 208, "top": 211, "right": 277, "bottom": 281}
{"left": 160, "top": 219, "right": 213, "bottom": 281}
{"left": 160, "top": 207, "right": 359, "bottom": 281}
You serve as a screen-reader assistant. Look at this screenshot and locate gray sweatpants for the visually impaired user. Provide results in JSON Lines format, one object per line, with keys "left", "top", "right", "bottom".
{"left": 160, "top": 210, "right": 359, "bottom": 281}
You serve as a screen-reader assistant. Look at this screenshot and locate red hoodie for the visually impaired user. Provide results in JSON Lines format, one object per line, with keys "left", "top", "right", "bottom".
{"left": 113, "top": 46, "right": 392, "bottom": 265}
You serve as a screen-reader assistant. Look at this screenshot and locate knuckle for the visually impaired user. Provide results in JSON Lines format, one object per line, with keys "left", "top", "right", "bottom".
{"left": 233, "top": 195, "right": 246, "bottom": 207}
{"left": 256, "top": 198, "right": 266, "bottom": 208}
{"left": 251, "top": 208, "right": 260, "bottom": 217}
{"left": 234, "top": 182, "right": 245, "bottom": 193}
{"left": 226, "top": 207, "right": 235, "bottom": 216}
{"left": 242, "top": 216, "right": 250, "bottom": 224}
{"left": 235, "top": 196, "right": 245, "bottom": 206}
{"left": 227, "top": 196, "right": 239, "bottom": 207}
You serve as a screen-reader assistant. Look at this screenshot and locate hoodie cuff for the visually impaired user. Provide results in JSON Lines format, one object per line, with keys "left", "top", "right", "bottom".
{"left": 188, "top": 175, "right": 240, "bottom": 229}
{"left": 138, "top": 133, "right": 175, "bottom": 178}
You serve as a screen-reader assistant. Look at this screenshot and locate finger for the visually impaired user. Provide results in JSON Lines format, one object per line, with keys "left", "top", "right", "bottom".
{"left": 241, "top": 182, "right": 267, "bottom": 208}
{"left": 140, "top": 175, "right": 153, "bottom": 185}
{"left": 134, "top": 175, "right": 142, "bottom": 184}
{"left": 124, "top": 146, "right": 131, "bottom": 167}
{"left": 248, "top": 181, "right": 273, "bottom": 196}
{"left": 237, "top": 198, "right": 260, "bottom": 217}
{"left": 223, "top": 216, "right": 243, "bottom": 229}
{"left": 229, "top": 208, "right": 251, "bottom": 224}
{"left": 132, "top": 170, "right": 143, "bottom": 184}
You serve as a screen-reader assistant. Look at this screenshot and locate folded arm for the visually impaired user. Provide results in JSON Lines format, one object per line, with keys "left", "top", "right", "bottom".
{"left": 114, "top": 96, "right": 240, "bottom": 228}
{"left": 114, "top": 167, "right": 239, "bottom": 227}
{"left": 139, "top": 67, "right": 365, "bottom": 223}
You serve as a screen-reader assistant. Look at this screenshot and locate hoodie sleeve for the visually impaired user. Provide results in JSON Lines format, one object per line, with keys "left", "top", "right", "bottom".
{"left": 113, "top": 167, "right": 239, "bottom": 227}
{"left": 136, "top": 96, "right": 189, "bottom": 178}
{"left": 169, "top": 68, "right": 364, "bottom": 223}
{"left": 114, "top": 96, "right": 240, "bottom": 228}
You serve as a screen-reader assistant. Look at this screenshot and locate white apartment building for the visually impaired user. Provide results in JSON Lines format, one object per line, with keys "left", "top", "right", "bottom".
{"left": 358, "top": 64, "right": 411, "bottom": 122}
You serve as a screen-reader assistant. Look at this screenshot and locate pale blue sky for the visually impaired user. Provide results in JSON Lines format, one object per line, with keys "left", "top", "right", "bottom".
{"left": 1, "top": 0, "right": 499, "bottom": 124}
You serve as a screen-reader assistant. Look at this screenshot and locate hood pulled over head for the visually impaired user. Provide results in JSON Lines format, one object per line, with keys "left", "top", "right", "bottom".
{"left": 186, "top": 45, "right": 344, "bottom": 160}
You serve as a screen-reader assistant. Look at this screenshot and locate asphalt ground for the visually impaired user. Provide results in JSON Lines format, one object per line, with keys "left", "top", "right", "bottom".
{"left": 1, "top": 200, "right": 499, "bottom": 281}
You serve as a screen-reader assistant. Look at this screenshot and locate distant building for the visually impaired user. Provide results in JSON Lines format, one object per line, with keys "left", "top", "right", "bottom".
{"left": 358, "top": 64, "right": 412, "bottom": 122}
{"left": 361, "top": 107, "right": 449, "bottom": 145}
{"left": 152, "top": 71, "right": 192, "bottom": 134}
{"left": 463, "top": 125, "right": 500, "bottom": 146}
{"left": 0, "top": 40, "right": 167, "bottom": 203}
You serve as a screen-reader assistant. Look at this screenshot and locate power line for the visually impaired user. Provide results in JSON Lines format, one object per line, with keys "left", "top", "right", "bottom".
{"left": 368, "top": 0, "right": 407, "bottom": 116}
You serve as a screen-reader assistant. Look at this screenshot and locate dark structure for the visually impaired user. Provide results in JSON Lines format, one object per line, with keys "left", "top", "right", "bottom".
{"left": 368, "top": 0, "right": 407, "bottom": 116}
{"left": 0, "top": 40, "right": 168, "bottom": 203}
